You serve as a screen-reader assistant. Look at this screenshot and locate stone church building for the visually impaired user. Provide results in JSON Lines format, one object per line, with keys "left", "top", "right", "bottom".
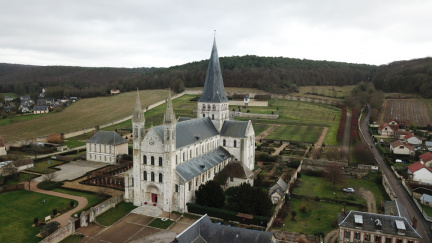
{"left": 125, "top": 39, "right": 255, "bottom": 213}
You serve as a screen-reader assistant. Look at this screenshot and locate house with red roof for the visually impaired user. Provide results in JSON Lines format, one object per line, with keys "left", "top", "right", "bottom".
{"left": 378, "top": 123, "right": 399, "bottom": 137}
{"left": 390, "top": 140, "right": 415, "bottom": 156}
{"left": 408, "top": 161, "right": 432, "bottom": 185}
{"left": 0, "top": 136, "right": 6, "bottom": 156}
{"left": 404, "top": 133, "right": 422, "bottom": 146}
{"left": 419, "top": 152, "right": 432, "bottom": 167}
{"left": 389, "top": 119, "right": 410, "bottom": 129}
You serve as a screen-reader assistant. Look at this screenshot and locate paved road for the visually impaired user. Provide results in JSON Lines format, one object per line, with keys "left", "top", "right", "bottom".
{"left": 360, "top": 104, "right": 431, "bottom": 243}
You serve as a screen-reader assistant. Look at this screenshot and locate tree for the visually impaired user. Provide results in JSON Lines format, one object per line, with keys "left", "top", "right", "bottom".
{"left": 226, "top": 183, "right": 273, "bottom": 217}
{"left": 43, "top": 172, "right": 56, "bottom": 182}
{"left": 47, "top": 134, "right": 63, "bottom": 144}
{"left": 324, "top": 162, "right": 345, "bottom": 188}
{"left": 291, "top": 210, "right": 297, "bottom": 220}
{"left": 195, "top": 181, "right": 225, "bottom": 208}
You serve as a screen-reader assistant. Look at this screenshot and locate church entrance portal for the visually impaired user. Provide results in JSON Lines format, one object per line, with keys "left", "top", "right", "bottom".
{"left": 152, "top": 193, "right": 158, "bottom": 203}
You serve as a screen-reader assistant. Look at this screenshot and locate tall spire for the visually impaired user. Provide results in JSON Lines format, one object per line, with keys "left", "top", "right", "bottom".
{"left": 132, "top": 89, "right": 144, "bottom": 122}
{"left": 198, "top": 38, "right": 228, "bottom": 103}
{"left": 164, "top": 88, "right": 176, "bottom": 123}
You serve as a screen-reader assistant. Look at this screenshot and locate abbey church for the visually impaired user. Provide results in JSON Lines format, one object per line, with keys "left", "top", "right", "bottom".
{"left": 125, "top": 39, "right": 255, "bottom": 213}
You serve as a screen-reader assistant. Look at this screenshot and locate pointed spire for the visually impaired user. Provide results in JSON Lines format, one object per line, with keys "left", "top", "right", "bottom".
{"left": 164, "top": 88, "right": 176, "bottom": 123}
{"left": 198, "top": 38, "right": 228, "bottom": 103}
{"left": 132, "top": 88, "right": 144, "bottom": 122}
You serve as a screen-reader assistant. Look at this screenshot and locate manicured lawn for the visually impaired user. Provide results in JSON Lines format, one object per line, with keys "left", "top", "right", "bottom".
{"left": 60, "top": 234, "right": 82, "bottom": 243}
{"left": 53, "top": 188, "right": 103, "bottom": 212}
{"left": 253, "top": 123, "right": 271, "bottom": 136}
{"left": 0, "top": 190, "right": 77, "bottom": 243}
{"left": 278, "top": 197, "right": 359, "bottom": 235}
{"left": 62, "top": 139, "right": 86, "bottom": 149}
{"left": 26, "top": 160, "right": 64, "bottom": 174}
{"left": 421, "top": 203, "right": 432, "bottom": 217}
{"left": 148, "top": 218, "right": 175, "bottom": 229}
{"left": 3, "top": 173, "right": 38, "bottom": 185}
{"left": 294, "top": 85, "right": 355, "bottom": 100}
{"left": 266, "top": 125, "right": 324, "bottom": 143}
{"left": 96, "top": 202, "right": 138, "bottom": 226}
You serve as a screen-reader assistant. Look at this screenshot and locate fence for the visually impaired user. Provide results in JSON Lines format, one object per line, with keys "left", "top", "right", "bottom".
{"left": 39, "top": 218, "right": 75, "bottom": 243}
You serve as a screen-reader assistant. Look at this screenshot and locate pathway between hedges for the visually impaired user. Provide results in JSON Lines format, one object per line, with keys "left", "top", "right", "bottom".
{"left": 28, "top": 181, "right": 88, "bottom": 227}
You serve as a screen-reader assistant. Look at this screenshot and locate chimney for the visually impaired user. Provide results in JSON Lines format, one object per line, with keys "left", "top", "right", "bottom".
{"left": 412, "top": 216, "right": 417, "bottom": 229}
{"left": 341, "top": 207, "right": 345, "bottom": 218}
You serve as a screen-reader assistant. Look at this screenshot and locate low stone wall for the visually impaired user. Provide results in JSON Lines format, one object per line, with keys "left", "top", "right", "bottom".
{"left": 232, "top": 112, "right": 279, "bottom": 119}
{"left": 39, "top": 218, "right": 75, "bottom": 243}
{"left": 382, "top": 174, "right": 396, "bottom": 200}
{"left": 80, "top": 194, "right": 124, "bottom": 227}
{"left": 0, "top": 184, "right": 24, "bottom": 193}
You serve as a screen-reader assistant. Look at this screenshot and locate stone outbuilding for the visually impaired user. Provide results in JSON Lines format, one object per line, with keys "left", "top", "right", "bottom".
{"left": 86, "top": 131, "right": 128, "bottom": 164}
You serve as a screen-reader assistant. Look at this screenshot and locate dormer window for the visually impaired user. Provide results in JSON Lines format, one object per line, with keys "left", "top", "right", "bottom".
{"left": 375, "top": 219, "right": 382, "bottom": 231}
{"left": 395, "top": 220, "right": 406, "bottom": 235}
{"left": 354, "top": 214, "right": 363, "bottom": 229}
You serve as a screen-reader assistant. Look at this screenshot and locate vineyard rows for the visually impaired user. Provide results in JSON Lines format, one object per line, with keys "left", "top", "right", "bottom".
{"left": 378, "top": 99, "right": 432, "bottom": 127}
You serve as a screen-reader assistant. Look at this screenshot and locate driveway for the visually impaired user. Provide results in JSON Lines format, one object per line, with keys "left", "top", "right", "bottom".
{"left": 360, "top": 104, "right": 432, "bottom": 243}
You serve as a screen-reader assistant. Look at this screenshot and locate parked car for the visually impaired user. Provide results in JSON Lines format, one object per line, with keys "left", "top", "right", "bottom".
{"left": 343, "top": 188, "right": 355, "bottom": 193}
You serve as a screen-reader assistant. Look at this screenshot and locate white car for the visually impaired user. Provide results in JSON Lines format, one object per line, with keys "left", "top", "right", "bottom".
{"left": 343, "top": 188, "right": 355, "bottom": 193}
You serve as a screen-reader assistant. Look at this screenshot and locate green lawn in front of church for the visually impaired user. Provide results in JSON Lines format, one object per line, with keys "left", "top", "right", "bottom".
{"left": 0, "top": 190, "right": 76, "bottom": 243}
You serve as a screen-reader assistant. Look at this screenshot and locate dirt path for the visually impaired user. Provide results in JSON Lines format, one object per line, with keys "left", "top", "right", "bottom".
{"left": 341, "top": 112, "right": 352, "bottom": 162}
{"left": 358, "top": 188, "right": 377, "bottom": 213}
{"left": 256, "top": 124, "right": 279, "bottom": 142}
{"left": 28, "top": 180, "right": 88, "bottom": 227}
{"left": 324, "top": 229, "right": 339, "bottom": 243}
{"left": 310, "top": 127, "right": 329, "bottom": 159}
{"left": 272, "top": 142, "right": 289, "bottom": 156}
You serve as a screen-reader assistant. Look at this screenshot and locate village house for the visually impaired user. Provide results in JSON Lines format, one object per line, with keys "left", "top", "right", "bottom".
{"left": 33, "top": 105, "right": 49, "bottom": 114}
{"left": 173, "top": 214, "right": 277, "bottom": 243}
{"left": 390, "top": 140, "right": 415, "bottom": 156}
{"left": 418, "top": 152, "right": 432, "bottom": 167}
{"left": 390, "top": 119, "right": 410, "bottom": 129}
{"left": 110, "top": 89, "right": 121, "bottom": 95}
{"left": 86, "top": 131, "right": 129, "bottom": 164}
{"left": 4, "top": 96, "right": 13, "bottom": 102}
{"left": 404, "top": 133, "right": 422, "bottom": 146}
{"left": 338, "top": 208, "right": 421, "bottom": 243}
{"left": 407, "top": 161, "right": 432, "bottom": 185}
{"left": 378, "top": 123, "right": 399, "bottom": 137}
{"left": 268, "top": 178, "right": 289, "bottom": 204}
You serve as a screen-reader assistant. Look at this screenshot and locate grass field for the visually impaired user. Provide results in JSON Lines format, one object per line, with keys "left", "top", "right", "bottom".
{"left": 3, "top": 173, "right": 38, "bottom": 185}
{"left": 293, "top": 85, "right": 355, "bottom": 101}
{"left": 279, "top": 197, "right": 359, "bottom": 235}
{"left": 26, "top": 160, "right": 64, "bottom": 174}
{"left": 96, "top": 202, "right": 138, "bottom": 226}
{"left": 53, "top": 188, "right": 104, "bottom": 213}
{"left": 0, "top": 113, "right": 50, "bottom": 126}
{"left": 148, "top": 218, "right": 175, "bottom": 229}
{"left": 0, "top": 190, "right": 76, "bottom": 243}
{"left": 266, "top": 125, "right": 324, "bottom": 143}
{"left": 253, "top": 123, "right": 271, "bottom": 136}
{"left": 0, "top": 89, "right": 169, "bottom": 142}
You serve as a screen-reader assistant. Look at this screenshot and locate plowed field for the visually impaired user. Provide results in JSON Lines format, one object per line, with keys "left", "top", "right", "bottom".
{"left": 378, "top": 99, "right": 431, "bottom": 126}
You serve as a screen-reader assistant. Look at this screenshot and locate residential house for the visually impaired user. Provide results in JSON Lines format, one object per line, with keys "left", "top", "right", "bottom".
{"left": 395, "top": 131, "right": 410, "bottom": 140}
{"left": 390, "top": 140, "right": 415, "bottom": 156}
{"left": 60, "top": 96, "right": 69, "bottom": 104}
{"left": 378, "top": 123, "right": 398, "bottom": 137}
{"left": 0, "top": 136, "right": 7, "bottom": 156}
{"left": 110, "top": 89, "right": 121, "bottom": 95}
{"left": 390, "top": 119, "right": 410, "bottom": 129}
{"left": 338, "top": 209, "right": 421, "bottom": 243}
{"left": 86, "top": 131, "right": 128, "bottom": 164}
{"left": 33, "top": 105, "right": 49, "bottom": 114}
{"left": 173, "top": 214, "right": 277, "bottom": 243}
{"left": 4, "top": 96, "right": 13, "bottom": 102}
{"left": 268, "top": 178, "right": 289, "bottom": 204}
{"left": 12, "top": 158, "right": 34, "bottom": 171}
{"left": 407, "top": 161, "right": 432, "bottom": 185}
{"left": 244, "top": 94, "right": 250, "bottom": 106}
{"left": 425, "top": 141, "right": 432, "bottom": 151}
{"left": 404, "top": 133, "right": 422, "bottom": 146}
{"left": 19, "top": 104, "right": 31, "bottom": 113}
{"left": 45, "top": 98, "right": 55, "bottom": 105}
{"left": 36, "top": 98, "right": 47, "bottom": 106}
{"left": 20, "top": 95, "right": 31, "bottom": 101}
{"left": 70, "top": 97, "right": 78, "bottom": 102}
{"left": 419, "top": 152, "right": 432, "bottom": 167}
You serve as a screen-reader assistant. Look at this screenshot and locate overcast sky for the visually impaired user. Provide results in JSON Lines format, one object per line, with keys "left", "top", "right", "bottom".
{"left": 1, "top": 0, "right": 431, "bottom": 68}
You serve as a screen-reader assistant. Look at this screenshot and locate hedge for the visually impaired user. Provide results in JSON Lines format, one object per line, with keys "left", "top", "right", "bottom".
{"left": 186, "top": 203, "right": 269, "bottom": 226}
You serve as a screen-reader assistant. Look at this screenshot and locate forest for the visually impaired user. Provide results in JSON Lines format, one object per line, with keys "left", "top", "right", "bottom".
{"left": 0, "top": 55, "right": 376, "bottom": 99}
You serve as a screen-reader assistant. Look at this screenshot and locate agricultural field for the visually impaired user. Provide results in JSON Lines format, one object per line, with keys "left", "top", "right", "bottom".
{"left": 0, "top": 89, "right": 169, "bottom": 142}
{"left": 378, "top": 99, "right": 432, "bottom": 126}
{"left": 266, "top": 125, "right": 324, "bottom": 143}
{"left": 293, "top": 85, "right": 355, "bottom": 101}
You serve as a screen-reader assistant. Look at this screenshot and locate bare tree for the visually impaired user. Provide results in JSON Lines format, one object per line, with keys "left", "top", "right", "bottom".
{"left": 43, "top": 172, "right": 56, "bottom": 182}
{"left": 324, "top": 162, "right": 345, "bottom": 188}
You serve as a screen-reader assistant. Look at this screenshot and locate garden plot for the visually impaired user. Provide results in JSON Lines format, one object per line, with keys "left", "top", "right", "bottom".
{"left": 378, "top": 99, "right": 431, "bottom": 126}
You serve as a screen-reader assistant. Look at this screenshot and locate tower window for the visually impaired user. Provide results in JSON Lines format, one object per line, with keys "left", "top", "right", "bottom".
{"left": 151, "top": 156, "right": 154, "bottom": 165}
{"left": 203, "top": 114, "right": 205, "bottom": 117}
{"left": 223, "top": 139, "right": 226, "bottom": 146}
{"left": 143, "top": 155, "right": 147, "bottom": 164}
{"left": 175, "top": 184, "right": 179, "bottom": 192}
{"left": 167, "top": 128, "right": 170, "bottom": 140}
{"left": 189, "top": 181, "right": 192, "bottom": 191}
{"left": 234, "top": 140, "right": 237, "bottom": 147}
{"left": 143, "top": 171, "right": 147, "bottom": 180}
{"left": 212, "top": 114, "right": 214, "bottom": 120}
{"left": 151, "top": 172, "right": 155, "bottom": 181}
{"left": 159, "top": 173, "right": 163, "bottom": 183}
{"left": 212, "top": 105, "right": 216, "bottom": 111}
{"left": 159, "top": 157, "right": 163, "bottom": 166}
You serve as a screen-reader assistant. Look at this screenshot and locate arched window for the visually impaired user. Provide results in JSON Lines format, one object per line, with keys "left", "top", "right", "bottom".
{"left": 202, "top": 104, "right": 206, "bottom": 110}
{"left": 175, "top": 184, "right": 179, "bottom": 192}
{"left": 159, "top": 173, "right": 163, "bottom": 183}
{"left": 212, "top": 105, "right": 216, "bottom": 111}
{"left": 212, "top": 114, "right": 214, "bottom": 120}
{"left": 223, "top": 139, "right": 226, "bottom": 146}
{"left": 167, "top": 128, "right": 170, "bottom": 140}
{"left": 207, "top": 104, "right": 211, "bottom": 110}
{"left": 143, "top": 171, "right": 147, "bottom": 180}
{"left": 151, "top": 172, "right": 155, "bottom": 181}
{"left": 234, "top": 140, "right": 237, "bottom": 147}
{"left": 151, "top": 156, "right": 154, "bottom": 165}
{"left": 143, "top": 155, "right": 147, "bottom": 164}
{"left": 203, "top": 114, "right": 205, "bottom": 117}
{"left": 159, "top": 157, "right": 163, "bottom": 166}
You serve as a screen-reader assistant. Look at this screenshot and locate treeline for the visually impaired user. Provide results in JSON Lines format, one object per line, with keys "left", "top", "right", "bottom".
{"left": 371, "top": 57, "right": 432, "bottom": 98}
{"left": 0, "top": 55, "right": 376, "bottom": 99}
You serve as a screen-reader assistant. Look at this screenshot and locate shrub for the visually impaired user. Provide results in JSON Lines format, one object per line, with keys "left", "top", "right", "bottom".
{"left": 53, "top": 209, "right": 58, "bottom": 216}
{"left": 37, "top": 181, "right": 64, "bottom": 190}
{"left": 273, "top": 218, "right": 283, "bottom": 227}
{"left": 299, "top": 206, "right": 307, "bottom": 213}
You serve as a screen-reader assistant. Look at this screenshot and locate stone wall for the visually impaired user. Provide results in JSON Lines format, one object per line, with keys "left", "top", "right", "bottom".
{"left": 232, "top": 112, "right": 279, "bottom": 119}
{"left": 80, "top": 194, "right": 124, "bottom": 227}
{"left": 382, "top": 174, "right": 396, "bottom": 200}
{"left": 39, "top": 218, "right": 75, "bottom": 243}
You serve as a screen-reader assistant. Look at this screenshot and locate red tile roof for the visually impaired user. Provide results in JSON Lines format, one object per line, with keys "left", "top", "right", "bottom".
{"left": 408, "top": 162, "right": 425, "bottom": 173}
{"left": 419, "top": 152, "right": 432, "bottom": 163}
{"left": 404, "top": 133, "right": 415, "bottom": 140}
{"left": 379, "top": 123, "right": 399, "bottom": 132}
{"left": 390, "top": 140, "right": 415, "bottom": 151}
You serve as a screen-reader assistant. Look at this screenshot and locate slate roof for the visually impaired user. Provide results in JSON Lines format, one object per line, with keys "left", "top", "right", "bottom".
{"left": 86, "top": 131, "right": 128, "bottom": 146}
{"left": 198, "top": 39, "right": 229, "bottom": 103}
{"left": 268, "top": 178, "right": 289, "bottom": 197}
{"left": 175, "top": 147, "right": 232, "bottom": 181}
{"left": 421, "top": 194, "right": 432, "bottom": 203}
{"left": 220, "top": 120, "right": 249, "bottom": 138}
{"left": 339, "top": 210, "right": 421, "bottom": 239}
{"left": 425, "top": 141, "right": 432, "bottom": 147}
{"left": 33, "top": 105, "right": 49, "bottom": 111}
{"left": 174, "top": 214, "right": 275, "bottom": 243}
{"left": 154, "top": 117, "right": 219, "bottom": 149}
{"left": 384, "top": 200, "right": 410, "bottom": 221}
{"left": 12, "top": 158, "right": 34, "bottom": 167}
{"left": 419, "top": 152, "right": 432, "bottom": 163}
